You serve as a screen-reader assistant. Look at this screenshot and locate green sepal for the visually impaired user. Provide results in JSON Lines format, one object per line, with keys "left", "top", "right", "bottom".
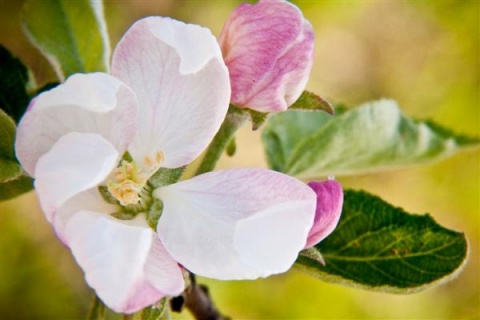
{"left": 147, "top": 198, "right": 164, "bottom": 230}
{"left": 142, "top": 298, "right": 169, "bottom": 320}
{"left": 110, "top": 211, "right": 137, "bottom": 221}
{"left": 98, "top": 186, "right": 119, "bottom": 205}
{"left": 148, "top": 166, "right": 186, "bottom": 189}
{"left": 295, "top": 189, "right": 468, "bottom": 293}
{"left": 247, "top": 109, "right": 268, "bottom": 131}
{"left": 289, "top": 90, "right": 335, "bottom": 115}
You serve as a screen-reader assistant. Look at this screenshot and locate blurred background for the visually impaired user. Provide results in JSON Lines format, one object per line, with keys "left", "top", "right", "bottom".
{"left": 0, "top": 0, "right": 478, "bottom": 319}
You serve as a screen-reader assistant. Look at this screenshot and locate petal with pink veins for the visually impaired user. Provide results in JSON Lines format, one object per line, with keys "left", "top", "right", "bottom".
{"left": 15, "top": 73, "right": 138, "bottom": 176}
{"left": 155, "top": 169, "right": 316, "bottom": 280}
{"left": 305, "top": 180, "right": 344, "bottom": 248}
{"left": 111, "top": 17, "right": 230, "bottom": 171}
{"left": 34, "top": 133, "right": 118, "bottom": 223}
{"left": 63, "top": 211, "right": 185, "bottom": 314}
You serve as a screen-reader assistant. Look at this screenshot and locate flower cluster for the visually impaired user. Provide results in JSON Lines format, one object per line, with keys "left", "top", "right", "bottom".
{"left": 15, "top": 0, "right": 342, "bottom": 314}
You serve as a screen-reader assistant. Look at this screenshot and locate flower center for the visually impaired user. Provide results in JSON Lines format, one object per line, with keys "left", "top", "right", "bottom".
{"left": 107, "top": 160, "right": 148, "bottom": 206}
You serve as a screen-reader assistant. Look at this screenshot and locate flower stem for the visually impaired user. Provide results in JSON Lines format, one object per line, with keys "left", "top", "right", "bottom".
{"left": 195, "top": 106, "right": 248, "bottom": 175}
{"left": 172, "top": 273, "right": 229, "bottom": 320}
{"left": 86, "top": 294, "right": 105, "bottom": 320}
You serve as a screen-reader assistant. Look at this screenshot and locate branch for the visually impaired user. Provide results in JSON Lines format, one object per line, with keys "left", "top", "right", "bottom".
{"left": 171, "top": 274, "right": 230, "bottom": 320}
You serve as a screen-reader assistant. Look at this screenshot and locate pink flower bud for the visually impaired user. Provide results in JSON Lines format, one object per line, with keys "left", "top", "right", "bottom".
{"left": 305, "top": 180, "right": 343, "bottom": 248}
{"left": 219, "top": 0, "right": 314, "bottom": 113}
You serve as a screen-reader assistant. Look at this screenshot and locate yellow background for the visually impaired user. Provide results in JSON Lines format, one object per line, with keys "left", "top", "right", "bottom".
{"left": 0, "top": 1, "right": 478, "bottom": 319}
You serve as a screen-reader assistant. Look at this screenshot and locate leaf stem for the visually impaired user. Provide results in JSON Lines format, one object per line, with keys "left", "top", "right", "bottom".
{"left": 195, "top": 106, "right": 248, "bottom": 175}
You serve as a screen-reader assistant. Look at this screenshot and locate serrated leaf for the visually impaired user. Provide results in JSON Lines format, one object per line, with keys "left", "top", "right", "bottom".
{"left": 290, "top": 90, "right": 335, "bottom": 114}
{"left": 295, "top": 190, "right": 468, "bottom": 293}
{"left": 0, "top": 109, "right": 22, "bottom": 182}
{"left": 0, "top": 45, "right": 36, "bottom": 123}
{"left": 263, "top": 99, "right": 479, "bottom": 179}
{"left": 22, "top": 0, "right": 110, "bottom": 80}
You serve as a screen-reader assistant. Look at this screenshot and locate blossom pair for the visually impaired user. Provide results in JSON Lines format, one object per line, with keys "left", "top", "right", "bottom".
{"left": 15, "top": 1, "right": 342, "bottom": 314}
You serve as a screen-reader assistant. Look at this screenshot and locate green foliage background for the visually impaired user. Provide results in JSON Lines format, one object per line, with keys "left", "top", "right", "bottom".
{"left": 0, "top": 0, "right": 478, "bottom": 318}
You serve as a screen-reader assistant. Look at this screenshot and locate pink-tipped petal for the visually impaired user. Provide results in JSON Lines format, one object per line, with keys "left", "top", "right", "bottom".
{"left": 305, "top": 180, "right": 344, "bottom": 248}
{"left": 112, "top": 17, "right": 230, "bottom": 170}
{"left": 34, "top": 133, "right": 118, "bottom": 223}
{"left": 219, "top": 0, "right": 314, "bottom": 113}
{"left": 155, "top": 169, "right": 316, "bottom": 280}
{"left": 62, "top": 211, "right": 185, "bottom": 314}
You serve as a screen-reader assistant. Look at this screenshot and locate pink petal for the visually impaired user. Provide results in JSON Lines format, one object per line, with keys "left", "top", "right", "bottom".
{"left": 111, "top": 17, "right": 230, "bottom": 170}
{"left": 305, "top": 180, "right": 344, "bottom": 248}
{"left": 62, "top": 211, "right": 185, "bottom": 314}
{"left": 155, "top": 169, "right": 316, "bottom": 280}
{"left": 34, "top": 133, "right": 118, "bottom": 223}
{"left": 15, "top": 73, "right": 138, "bottom": 176}
{"left": 219, "top": 0, "right": 314, "bottom": 113}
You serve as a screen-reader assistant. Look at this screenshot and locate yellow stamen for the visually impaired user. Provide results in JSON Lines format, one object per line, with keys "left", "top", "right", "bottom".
{"left": 144, "top": 150, "right": 165, "bottom": 171}
{"left": 107, "top": 161, "right": 147, "bottom": 206}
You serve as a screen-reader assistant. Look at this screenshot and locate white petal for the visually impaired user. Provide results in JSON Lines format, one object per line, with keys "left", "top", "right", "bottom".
{"left": 34, "top": 133, "right": 118, "bottom": 223}
{"left": 15, "top": 73, "right": 138, "bottom": 176}
{"left": 111, "top": 17, "right": 230, "bottom": 170}
{"left": 63, "top": 211, "right": 185, "bottom": 314}
{"left": 155, "top": 169, "right": 316, "bottom": 280}
{"left": 52, "top": 188, "right": 117, "bottom": 244}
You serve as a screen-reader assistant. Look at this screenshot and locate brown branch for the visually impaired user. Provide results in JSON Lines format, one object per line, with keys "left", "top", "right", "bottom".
{"left": 171, "top": 273, "right": 230, "bottom": 320}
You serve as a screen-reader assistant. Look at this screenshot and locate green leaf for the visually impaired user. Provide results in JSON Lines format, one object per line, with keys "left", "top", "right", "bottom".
{"left": 289, "top": 90, "right": 335, "bottom": 115}
{"left": 295, "top": 190, "right": 468, "bottom": 293}
{"left": 22, "top": 0, "right": 110, "bottom": 80}
{"left": 0, "top": 109, "right": 22, "bottom": 182}
{"left": 263, "top": 99, "right": 479, "bottom": 179}
{"left": 0, "top": 174, "right": 34, "bottom": 201}
{"left": 0, "top": 109, "right": 34, "bottom": 199}
{"left": 0, "top": 45, "right": 36, "bottom": 123}
{"left": 262, "top": 108, "right": 335, "bottom": 173}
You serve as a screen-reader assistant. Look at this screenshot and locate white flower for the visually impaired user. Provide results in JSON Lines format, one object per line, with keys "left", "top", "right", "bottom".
{"left": 15, "top": 17, "right": 316, "bottom": 313}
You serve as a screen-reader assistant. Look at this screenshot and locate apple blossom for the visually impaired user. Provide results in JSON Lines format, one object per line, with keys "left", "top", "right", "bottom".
{"left": 219, "top": 0, "right": 315, "bottom": 113}
{"left": 15, "top": 17, "right": 319, "bottom": 313}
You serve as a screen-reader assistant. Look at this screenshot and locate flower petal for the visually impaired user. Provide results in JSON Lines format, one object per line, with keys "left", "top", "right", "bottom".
{"left": 219, "top": 0, "right": 314, "bottom": 112}
{"left": 34, "top": 133, "right": 118, "bottom": 223}
{"left": 155, "top": 169, "right": 316, "bottom": 280}
{"left": 62, "top": 211, "right": 185, "bottom": 314}
{"left": 111, "top": 17, "right": 230, "bottom": 170}
{"left": 15, "top": 73, "right": 138, "bottom": 176}
{"left": 305, "top": 180, "right": 344, "bottom": 248}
